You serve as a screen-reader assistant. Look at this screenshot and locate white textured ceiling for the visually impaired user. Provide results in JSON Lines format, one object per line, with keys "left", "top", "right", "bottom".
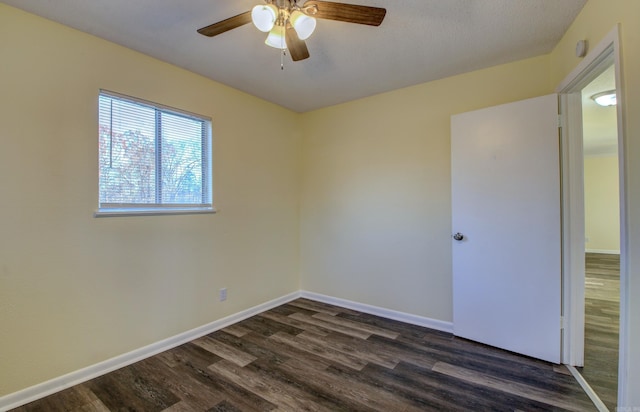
{"left": 2, "top": 0, "right": 587, "bottom": 112}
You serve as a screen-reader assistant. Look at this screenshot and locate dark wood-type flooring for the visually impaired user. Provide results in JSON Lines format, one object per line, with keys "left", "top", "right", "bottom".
{"left": 12, "top": 298, "right": 596, "bottom": 411}
{"left": 579, "top": 252, "right": 620, "bottom": 411}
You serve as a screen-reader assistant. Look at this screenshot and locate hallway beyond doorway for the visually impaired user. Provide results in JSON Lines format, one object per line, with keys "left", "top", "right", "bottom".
{"left": 579, "top": 252, "right": 620, "bottom": 410}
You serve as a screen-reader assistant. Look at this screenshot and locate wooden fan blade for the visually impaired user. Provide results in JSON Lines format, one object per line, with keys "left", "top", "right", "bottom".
{"left": 285, "top": 25, "right": 310, "bottom": 61}
{"left": 304, "top": 1, "right": 386, "bottom": 26}
{"left": 197, "top": 11, "right": 252, "bottom": 37}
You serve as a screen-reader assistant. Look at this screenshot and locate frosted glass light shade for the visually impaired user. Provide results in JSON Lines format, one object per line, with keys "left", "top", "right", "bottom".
{"left": 290, "top": 10, "right": 316, "bottom": 40}
{"left": 265, "top": 24, "right": 286, "bottom": 49}
{"left": 252, "top": 4, "right": 277, "bottom": 32}
{"left": 592, "top": 90, "right": 617, "bottom": 107}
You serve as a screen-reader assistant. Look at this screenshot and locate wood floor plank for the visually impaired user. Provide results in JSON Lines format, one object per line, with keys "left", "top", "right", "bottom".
{"left": 157, "top": 341, "right": 223, "bottom": 370}
{"left": 336, "top": 311, "right": 451, "bottom": 343}
{"left": 364, "top": 334, "right": 444, "bottom": 370}
{"left": 418, "top": 341, "right": 583, "bottom": 392}
{"left": 208, "top": 359, "right": 331, "bottom": 412}
{"left": 207, "top": 399, "right": 245, "bottom": 412}
{"left": 246, "top": 357, "right": 369, "bottom": 412}
{"left": 11, "top": 298, "right": 598, "bottom": 411}
{"left": 258, "top": 310, "right": 332, "bottom": 336}
{"left": 554, "top": 364, "right": 572, "bottom": 375}
{"left": 78, "top": 399, "right": 111, "bottom": 412}
{"left": 162, "top": 400, "right": 199, "bottom": 412}
{"left": 287, "top": 298, "right": 350, "bottom": 316}
{"left": 236, "top": 315, "right": 304, "bottom": 337}
{"left": 221, "top": 323, "right": 253, "bottom": 338}
{"left": 142, "top": 358, "right": 226, "bottom": 410}
{"left": 432, "top": 361, "right": 593, "bottom": 412}
{"left": 192, "top": 335, "right": 257, "bottom": 367}
{"left": 161, "top": 344, "right": 277, "bottom": 411}
{"left": 270, "top": 302, "right": 316, "bottom": 316}
{"left": 311, "top": 312, "right": 400, "bottom": 339}
{"left": 269, "top": 331, "right": 368, "bottom": 370}
{"left": 240, "top": 330, "right": 333, "bottom": 372}
{"left": 580, "top": 252, "right": 619, "bottom": 410}
{"left": 295, "top": 331, "right": 400, "bottom": 369}
{"left": 288, "top": 312, "right": 372, "bottom": 339}
{"left": 392, "top": 363, "right": 576, "bottom": 412}
{"left": 207, "top": 330, "right": 290, "bottom": 367}
{"left": 398, "top": 332, "right": 561, "bottom": 379}
{"left": 84, "top": 362, "right": 181, "bottom": 411}
{"left": 167, "top": 363, "right": 275, "bottom": 412}
{"left": 11, "top": 385, "right": 109, "bottom": 412}
{"left": 325, "top": 362, "right": 468, "bottom": 411}
{"left": 278, "top": 358, "right": 425, "bottom": 412}
{"left": 328, "top": 360, "right": 556, "bottom": 412}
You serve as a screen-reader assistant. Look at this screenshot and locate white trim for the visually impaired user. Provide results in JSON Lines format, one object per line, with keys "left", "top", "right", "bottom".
{"left": 558, "top": 26, "right": 616, "bottom": 368}
{"left": 556, "top": 28, "right": 620, "bottom": 93}
{"left": 0, "top": 290, "right": 454, "bottom": 410}
{"left": 0, "top": 292, "right": 301, "bottom": 412}
{"left": 566, "top": 365, "right": 609, "bottom": 412}
{"left": 94, "top": 206, "right": 216, "bottom": 218}
{"left": 557, "top": 24, "right": 629, "bottom": 407}
{"left": 300, "top": 291, "right": 454, "bottom": 333}
{"left": 585, "top": 249, "right": 620, "bottom": 255}
{"left": 611, "top": 25, "right": 630, "bottom": 409}
{"left": 559, "top": 91, "right": 586, "bottom": 367}
{"left": 584, "top": 147, "right": 620, "bottom": 158}
{"left": 99, "top": 89, "right": 212, "bottom": 122}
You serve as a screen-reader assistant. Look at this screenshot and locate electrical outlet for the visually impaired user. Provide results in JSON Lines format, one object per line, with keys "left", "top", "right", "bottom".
{"left": 219, "top": 288, "right": 227, "bottom": 302}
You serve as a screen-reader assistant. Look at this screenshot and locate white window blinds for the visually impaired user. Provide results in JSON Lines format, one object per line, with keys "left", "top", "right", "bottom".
{"left": 97, "top": 90, "right": 213, "bottom": 216}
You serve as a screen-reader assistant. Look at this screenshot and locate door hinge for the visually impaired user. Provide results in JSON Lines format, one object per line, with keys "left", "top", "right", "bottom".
{"left": 558, "top": 114, "right": 563, "bottom": 128}
{"left": 560, "top": 316, "right": 565, "bottom": 329}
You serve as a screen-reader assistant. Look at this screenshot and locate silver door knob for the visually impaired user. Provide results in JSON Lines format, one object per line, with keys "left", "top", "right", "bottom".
{"left": 453, "top": 233, "right": 464, "bottom": 241}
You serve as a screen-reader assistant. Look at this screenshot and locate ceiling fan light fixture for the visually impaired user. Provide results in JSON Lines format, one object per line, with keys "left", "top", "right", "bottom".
{"left": 592, "top": 90, "right": 617, "bottom": 107}
{"left": 251, "top": 4, "right": 278, "bottom": 32}
{"left": 198, "top": 1, "right": 386, "bottom": 63}
{"left": 290, "top": 10, "right": 316, "bottom": 40}
{"left": 265, "top": 24, "right": 286, "bottom": 49}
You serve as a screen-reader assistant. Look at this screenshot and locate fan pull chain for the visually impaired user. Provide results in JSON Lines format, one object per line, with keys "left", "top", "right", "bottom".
{"left": 280, "top": 27, "right": 286, "bottom": 70}
{"left": 281, "top": 49, "right": 286, "bottom": 70}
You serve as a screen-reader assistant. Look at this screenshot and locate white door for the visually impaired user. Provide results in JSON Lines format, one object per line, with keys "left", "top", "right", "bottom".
{"left": 451, "top": 94, "right": 561, "bottom": 364}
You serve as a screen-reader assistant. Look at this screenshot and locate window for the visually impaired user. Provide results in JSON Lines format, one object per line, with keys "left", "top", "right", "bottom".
{"left": 96, "top": 90, "right": 213, "bottom": 216}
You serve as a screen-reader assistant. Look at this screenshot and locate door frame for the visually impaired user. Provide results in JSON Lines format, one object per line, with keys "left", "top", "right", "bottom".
{"left": 557, "top": 25, "right": 628, "bottom": 405}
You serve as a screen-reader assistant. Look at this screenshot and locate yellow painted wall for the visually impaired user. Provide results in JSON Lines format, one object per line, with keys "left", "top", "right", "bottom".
{"left": 299, "top": 0, "right": 640, "bottom": 405}
{"left": 3, "top": 0, "right": 640, "bottom": 407}
{"left": 299, "top": 56, "right": 553, "bottom": 321}
{"left": 584, "top": 156, "right": 620, "bottom": 253}
{"left": 549, "top": 0, "right": 640, "bottom": 405}
{"left": 0, "top": 4, "right": 301, "bottom": 396}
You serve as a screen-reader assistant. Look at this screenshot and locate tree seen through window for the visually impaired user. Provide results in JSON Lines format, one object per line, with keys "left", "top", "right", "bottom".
{"left": 98, "top": 92, "right": 211, "bottom": 211}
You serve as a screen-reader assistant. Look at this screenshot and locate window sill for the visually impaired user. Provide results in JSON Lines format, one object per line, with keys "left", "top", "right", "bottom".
{"left": 94, "top": 206, "right": 217, "bottom": 218}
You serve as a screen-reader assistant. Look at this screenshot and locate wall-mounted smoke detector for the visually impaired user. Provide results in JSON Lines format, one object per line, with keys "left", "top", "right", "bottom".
{"left": 575, "top": 39, "right": 588, "bottom": 57}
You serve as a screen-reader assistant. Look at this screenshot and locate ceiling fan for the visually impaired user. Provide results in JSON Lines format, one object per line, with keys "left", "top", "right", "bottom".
{"left": 197, "top": 0, "right": 386, "bottom": 62}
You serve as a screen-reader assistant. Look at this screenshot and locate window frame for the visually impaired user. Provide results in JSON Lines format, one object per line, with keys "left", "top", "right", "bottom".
{"left": 95, "top": 90, "right": 215, "bottom": 217}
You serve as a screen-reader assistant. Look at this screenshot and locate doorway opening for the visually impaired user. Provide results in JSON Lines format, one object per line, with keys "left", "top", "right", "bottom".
{"left": 558, "top": 26, "right": 627, "bottom": 410}
{"left": 579, "top": 63, "right": 620, "bottom": 411}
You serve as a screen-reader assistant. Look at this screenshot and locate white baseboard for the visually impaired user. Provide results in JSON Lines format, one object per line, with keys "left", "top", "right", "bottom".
{"left": 300, "top": 290, "right": 453, "bottom": 333}
{"left": 565, "top": 365, "right": 609, "bottom": 412}
{"left": 586, "top": 248, "right": 620, "bottom": 255}
{"left": 0, "top": 291, "right": 301, "bottom": 412}
{"left": 1, "top": 290, "right": 452, "bottom": 411}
